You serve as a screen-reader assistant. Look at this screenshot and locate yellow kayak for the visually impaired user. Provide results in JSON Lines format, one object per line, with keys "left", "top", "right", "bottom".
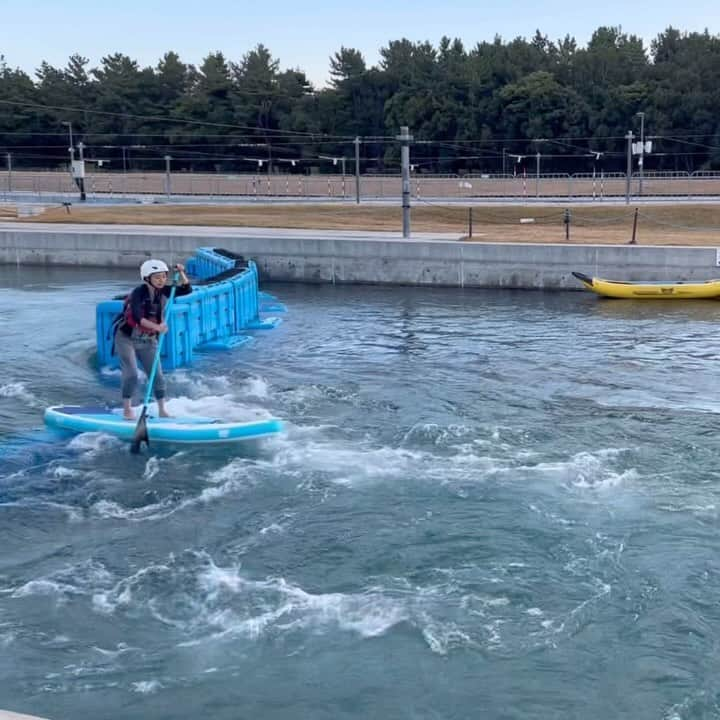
{"left": 572, "top": 272, "right": 720, "bottom": 299}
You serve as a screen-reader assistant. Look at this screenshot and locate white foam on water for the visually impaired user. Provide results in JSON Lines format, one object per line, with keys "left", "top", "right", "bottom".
{"left": 89, "top": 551, "right": 407, "bottom": 643}
{"left": 38, "top": 501, "right": 84, "bottom": 523}
{"left": 186, "top": 417, "right": 522, "bottom": 493}
{"left": 190, "top": 569, "right": 409, "bottom": 642}
{"left": 68, "top": 432, "right": 124, "bottom": 457}
{"left": 11, "top": 580, "right": 77, "bottom": 599}
{"left": 204, "top": 458, "right": 255, "bottom": 485}
{"left": 99, "top": 366, "right": 121, "bottom": 380}
{"left": 401, "top": 422, "right": 476, "bottom": 446}
{"left": 90, "top": 498, "right": 178, "bottom": 522}
{"left": 239, "top": 375, "right": 270, "bottom": 399}
{"left": 656, "top": 503, "right": 717, "bottom": 521}
{"left": 266, "top": 436, "right": 428, "bottom": 486}
{"left": 171, "top": 371, "right": 270, "bottom": 400}
{"left": 11, "top": 559, "right": 113, "bottom": 601}
{"left": 143, "top": 456, "right": 162, "bottom": 481}
{"left": 571, "top": 468, "right": 638, "bottom": 490}
{"left": 88, "top": 458, "right": 258, "bottom": 523}
{"left": 132, "top": 680, "right": 162, "bottom": 694}
{"left": 515, "top": 448, "right": 638, "bottom": 491}
{"left": 259, "top": 523, "right": 285, "bottom": 535}
{"left": 170, "top": 371, "right": 232, "bottom": 397}
{"left": 92, "top": 560, "right": 172, "bottom": 615}
{"left": 194, "top": 478, "right": 251, "bottom": 506}
{"left": 47, "top": 465, "right": 83, "bottom": 479}
{"left": 420, "top": 617, "right": 475, "bottom": 656}
{"left": 282, "top": 422, "right": 338, "bottom": 438}
{"left": 91, "top": 643, "right": 137, "bottom": 658}
{"left": 0, "top": 382, "right": 39, "bottom": 404}
{"left": 163, "top": 394, "right": 274, "bottom": 423}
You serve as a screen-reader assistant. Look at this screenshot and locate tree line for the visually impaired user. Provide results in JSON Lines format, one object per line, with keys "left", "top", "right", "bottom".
{"left": 1, "top": 26, "right": 720, "bottom": 175}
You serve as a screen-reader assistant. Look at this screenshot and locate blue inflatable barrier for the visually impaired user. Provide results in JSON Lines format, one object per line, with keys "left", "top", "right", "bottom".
{"left": 96, "top": 248, "right": 284, "bottom": 371}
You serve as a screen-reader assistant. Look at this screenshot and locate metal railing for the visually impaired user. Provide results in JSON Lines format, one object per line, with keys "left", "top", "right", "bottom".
{"left": 2, "top": 169, "right": 720, "bottom": 202}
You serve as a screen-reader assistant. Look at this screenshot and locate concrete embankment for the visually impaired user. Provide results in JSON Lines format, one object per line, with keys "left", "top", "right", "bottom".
{"left": 1, "top": 223, "right": 719, "bottom": 288}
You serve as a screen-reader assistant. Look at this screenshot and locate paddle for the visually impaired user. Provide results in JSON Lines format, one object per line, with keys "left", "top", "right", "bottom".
{"left": 130, "top": 270, "right": 180, "bottom": 454}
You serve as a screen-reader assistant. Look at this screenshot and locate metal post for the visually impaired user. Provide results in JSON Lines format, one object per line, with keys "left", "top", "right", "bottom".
{"left": 63, "top": 122, "right": 74, "bottom": 161}
{"left": 638, "top": 112, "right": 645, "bottom": 196}
{"left": 77, "top": 141, "right": 86, "bottom": 201}
{"left": 535, "top": 151, "right": 540, "bottom": 198}
{"left": 63, "top": 122, "right": 75, "bottom": 193}
{"left": 354, "top": 136, "right": 361, "bottom": 204}
{"left": 502, "top": 147, "right": 506, "bottom": 176}
{"left": 398, "top": 126, "right": 413, "bottom": 238}
{"left": 164, "top": 155, "right": 172, "bottom": 197}
{"left": 630, "top": 207, "right": 639, "bottom": 244}
{"left": 564, "top": 208, "right": 570, "bottom": 241}
{"left": 625, "top": 131, "right": 633, "bottom": 205}
{"left": 122, "top": 146, "right": 127, "bottom": 173}
{"left": 468, "top": 207, "right": 473, "bottom": 238}
{"left": 6, "top": 152, "right": 11, "bottom": 193}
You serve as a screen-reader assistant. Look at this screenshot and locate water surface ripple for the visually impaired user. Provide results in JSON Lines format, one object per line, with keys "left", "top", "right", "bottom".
{"left": 2, "top": 266, "right": 720, "bottom": 719}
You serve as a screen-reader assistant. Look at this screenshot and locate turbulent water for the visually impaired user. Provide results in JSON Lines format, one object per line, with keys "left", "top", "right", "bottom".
{"left": 2, "top": 265, "right": 720, "bottom": 720}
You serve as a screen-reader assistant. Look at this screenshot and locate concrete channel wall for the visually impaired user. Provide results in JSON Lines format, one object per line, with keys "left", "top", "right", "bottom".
{"left": 1, "top": 224, "right": 719, "bottom": 289}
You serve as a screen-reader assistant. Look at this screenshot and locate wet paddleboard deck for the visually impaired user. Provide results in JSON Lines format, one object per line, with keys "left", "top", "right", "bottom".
{"left": 44, "top": 405, "right": 283, "bottom": 444}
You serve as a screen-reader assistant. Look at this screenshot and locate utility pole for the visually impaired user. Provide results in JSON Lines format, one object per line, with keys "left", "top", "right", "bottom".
{"left": 164, "top": 155, "right": 172, "bottom": 198}
{"left": 63, "top": 121, "right": 75, "bottom": 162}
{"left": 397, "top": 126, "right": 413, "bottom": 238}
{"left": 62, "top": 122, "right": 75, "bottom": 195}
{"left": 354, "top": 136, "right": 361, "bottom": 204}
{"left": 502, "top": 147, "right": 507, "bottom": 176}
{"left": 6, "top": 152, "right": 11, "bottom": 193}
{"left": 77, "top": 141, "right": 86, "bottom": 201}
{"left": 625, "top": 131, "right": 634, "bottom": 205}
{"left": 637, "top": 111, "right": 645, "bottom": 196}
{"left": 535, "top": 151, "right": 541, "bottom": 199}
{"left": 122, "top": 146, "right": 127, "bottom": 173}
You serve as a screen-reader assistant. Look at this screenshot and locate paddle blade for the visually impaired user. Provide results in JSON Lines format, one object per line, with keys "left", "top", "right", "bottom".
{"left": 130, "top": 406, "right": 149, "bottom": 454}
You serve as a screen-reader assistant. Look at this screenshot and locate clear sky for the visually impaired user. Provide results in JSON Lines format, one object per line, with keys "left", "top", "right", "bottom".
{"left": 2, "top": 0, "right": 719, "bottom": 87}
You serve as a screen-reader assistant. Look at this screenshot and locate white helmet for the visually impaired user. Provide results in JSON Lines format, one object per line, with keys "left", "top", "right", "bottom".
{"left": 140, "top": 259, "right": 169, "bottom": 280}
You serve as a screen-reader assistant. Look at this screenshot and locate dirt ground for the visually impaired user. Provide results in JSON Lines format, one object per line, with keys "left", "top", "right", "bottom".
{"left": 16, "top": 202, "right": 720, "bottom": 246}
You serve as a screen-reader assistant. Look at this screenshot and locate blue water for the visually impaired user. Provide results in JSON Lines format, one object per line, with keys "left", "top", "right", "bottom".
{"left": 3, "top": 266, "right": 720, "bottom": 719}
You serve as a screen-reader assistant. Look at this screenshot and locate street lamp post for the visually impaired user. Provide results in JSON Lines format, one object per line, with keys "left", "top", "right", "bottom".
{"left": 397, "top": 126, "right": 413, "bottom": 238}
{"left": 625, "top": 131, "right": 634, "bottom": 205}
{"left": 77, "top": 141, "right": 86, "bottom": 201}
{"left": 354, "top": 136, "right": 361, "bottom": 204}
{"left": 533, "top": 139, "right": 546, "bottom": 199}
{"left": 636, "top": 112, "right": 645, "bottom": 196}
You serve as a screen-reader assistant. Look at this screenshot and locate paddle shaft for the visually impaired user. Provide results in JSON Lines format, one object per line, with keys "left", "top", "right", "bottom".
{"left": 141, "top": 272, "right": 179, "bottom": 408}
